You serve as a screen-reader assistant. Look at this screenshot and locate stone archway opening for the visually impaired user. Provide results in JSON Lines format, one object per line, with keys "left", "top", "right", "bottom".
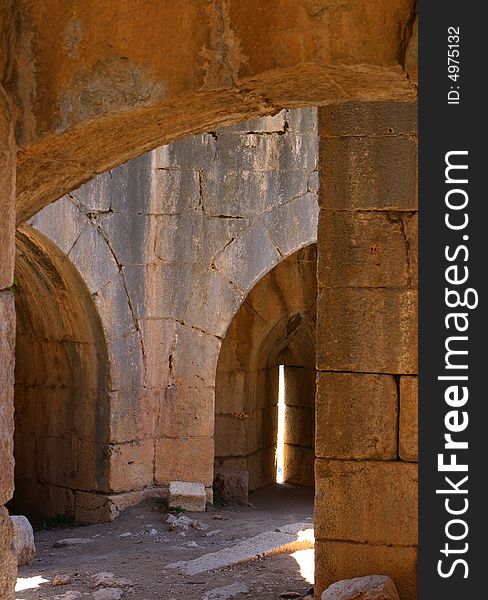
{"left": 8, "top": 226, "right": 110, "bottom": 523}
{"left": 214, "top": 244, "right": 316, "bottom": 505}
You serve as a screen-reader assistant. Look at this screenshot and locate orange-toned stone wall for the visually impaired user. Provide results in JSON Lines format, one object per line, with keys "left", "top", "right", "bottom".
{"left": 314, "top": 101, "right": 418, "bottom": 600}
{"left": 11, "top": 227, "right": 110, "bottom": 521}
{"left": 215, "top": 246, "right": 316, "bottom": 490}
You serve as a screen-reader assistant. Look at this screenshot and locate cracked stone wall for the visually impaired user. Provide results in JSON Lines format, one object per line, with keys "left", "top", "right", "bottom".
{"left": 24, "top": 107, "right": 318, "bottom": 520}
{"left": 215, "top": 245, "right": 316, "bottom": 490}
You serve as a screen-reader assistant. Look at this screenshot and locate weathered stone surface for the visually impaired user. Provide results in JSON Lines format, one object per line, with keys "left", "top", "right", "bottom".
{"left": 399, "top": 376, "right": 418, "bottom": 461}
{"left": 214, "top": 468, "right": 249, "bottom": 506}
{"left": 159, "top": 386, "right": 214, "bottom": 439}
{"left": 315, "top": 373, "right": 398, "bottom": 460}
{"left": 214, "top": 223, "right": 281, "bottom": 292}
{"left": 284, "top": 445, "right": 314, "bottom": 488}
{"left": 10, "top": 516, "right": 36, "bottom": 566}
{"left": 15, "top": 1, "right": 416, "bottom": 225}
{"left": 322, "top": 575, "right": 400, "bottom": 600}
{"left": 320, "top": 135, "right": 417, "bottom": 212}
{"left": 0, "top": 292, "right": 15, "bottom": 505}
{"left": 315, "top": 460, "right": 418, "bottom": 546}
{"left": 317, "top": 288, "right": 417, "bottom": 374}
{"left": 106, "top": 439, "right": 154, "bottom": 493}
{"left": 75, "top": 488, "right": 163, "bottom": 523}
{"left": 168, "top": 481, "right": 206, "bottom": 512}
{"left": 315, "top": 541, "right": 417, "bottom": 600}
{"left": 318, "top": 211, "right": 411, "bottom": 289}
{"left": 155, "top": 438, "right": 214, "bottom": 487}
{"left": 0, "top": 507, "right": 16, "bottom": 600}
{"left": 320, "top": 101, "right": 417, "bottom": 138}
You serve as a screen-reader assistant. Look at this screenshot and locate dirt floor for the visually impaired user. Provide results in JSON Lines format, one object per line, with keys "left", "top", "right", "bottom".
{"left": 15, "top": 484, "right": 315, "bottom": 600}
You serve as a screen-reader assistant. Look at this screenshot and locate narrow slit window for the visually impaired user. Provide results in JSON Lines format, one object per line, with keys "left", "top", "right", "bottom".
{"left": 276, "top": 364, "right": 286, "bottom": 484}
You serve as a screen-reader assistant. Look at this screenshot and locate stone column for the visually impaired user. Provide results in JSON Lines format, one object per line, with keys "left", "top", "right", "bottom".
{"left": 315, "top": 101, "right": 418, "bottom": 600}
{"left": 1, "top": 2, "right": 18, "bottom": 595}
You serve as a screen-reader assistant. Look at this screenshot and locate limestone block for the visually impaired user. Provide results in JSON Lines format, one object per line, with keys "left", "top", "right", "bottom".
{"left": 315, "top": 373, "right": 398, "bottom": 460}
{"left": 108, "top": 389, "right": 158, "bottom": 443}
{"left": 263, "top": 192, "right": 318, "bottom": 258}
{"left": 68, "top": 224, "right": 119, "bottom": 294}
{"left": 153, "top": 213, "right": 204, "bottom": 265}
{"left": 105, "top": 330, "right": 146, "bottom": 391}
{"left": 319, "top": 136, "right": 417, "bottom": 211}
{"left": 213, "top": 223, "right": 280, "bottom": 293}
{"left": 214, "top": 414, "right": 248, "bottom": 457}
{"left": 221, "top": 109, "right": 287, "bottom": 134}
{"left": 158, "top": 385, "right": 214, "bottom": 439}
{"left": 154, "top": 134, "right": 217, "bottom": 171}
{"left": 30, "top": 195, "right": 88, "bottom": 256}
{"left": 318, "top": 211, "right": 411, "bottom": 289}
{"left": 97, "top": 212, "right": 148, "bottom": 266}
{"left": 0, "top": 92, "right": 15, "bottom": 289}
{"left": 283, "top": 367, "right": 315, "bottom": 408}
{"left": 108, "top": 153, "right": 151, "bottom": 214}
{"left": 247, "top": 446, "right": 276, "bottom": 490}
{"left": 319, "top": 101, "right": 417, "bottom": 138}
{"left": 317, "top": 288, "right": 418, "bottom": 374}
{"left": 315, "top": 460, "right": 418, "bottom": 546}
{"left": 11, "top": 515, "right": 36, "bottom": 566}
{"left": 202, "top": 168, "right": 307, "bottom": 220}
{"left": 0, "top": 292, "right": 15, "bottom": 504}
{"left": 170, "top": 324, "right": 221, "bottom": 388}
{"left": 322, "top": 575, "right": 399, "bottom": 600}
{"left": 315, "top": 541, "right": 417, "bottom": 600}
{"left": 214, "top": 468, "right": 249, "bottom": 506}
{"left": 399, "top": 376, "right": 418, "bottom": 461}
{"left": 155, "top": 437, "right": 214, "bottom": 487}
{"left": 285, "top": 405, "right": 314, "bottom": 448}
{"left": 106, "top": 439, "right": 154, "bottom": 493}
{"left": 183, "top": 269, "right": 243, "bottom": 337}
{"left": 72, "top": 170, "right": 111, "bottom": 211}
{"left": 168, "top": 481, "right": 206, "bottom": 512}
{"left": 12, "top": 481, "right": 75, "bottom": 520}
{"left": 75, "top": 488, "right": 163, "bottom": 523}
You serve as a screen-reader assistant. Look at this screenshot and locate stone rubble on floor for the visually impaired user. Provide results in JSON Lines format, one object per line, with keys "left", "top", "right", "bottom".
{"left": 321, "top": 575, "right": 400, "bottom": 600}
{"left": 200, "top": 581, "right": 250, "bottom": 600}
{"left": 168, "top": 481, "right": 207, "bottom": 512}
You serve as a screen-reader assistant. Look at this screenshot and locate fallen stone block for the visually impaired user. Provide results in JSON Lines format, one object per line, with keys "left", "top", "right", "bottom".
{"left": 10, "top": 515, "right": 36, "bottom": 566}
{"left": 91, "top": 572, "right": 133, "bottom": 588}
{"left": 214, "top": 469, "right": 249, "bottom": 506}
{"left": 168, "top": 481, "right": 206, "bottom": 512}
{"left": 93, "top": 589, "right": 124, "bottom": 600}
{"left": 322, "top": 575, "right": 400, "bottom": 600}
{"left": 201, "top": 582, "right": 249, "bottom": 600}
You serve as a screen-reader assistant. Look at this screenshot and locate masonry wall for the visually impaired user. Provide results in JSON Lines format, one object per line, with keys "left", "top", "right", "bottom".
{"left": 11, "top": 226, "right": 110, "bottom": 520}
{"left": 314, "top": 101, "right": 418, "bottom": 600}
{"left": 26, "top": 108, "right": 318, "bottom": 519}
{"left": 215, "top": 245, "right": 316, "bottom": 490}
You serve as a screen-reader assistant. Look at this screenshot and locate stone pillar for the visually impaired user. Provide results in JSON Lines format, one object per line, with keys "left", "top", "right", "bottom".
{"left": 315, "top": 101, "right": 418, "bottom": 600}
{"left": 1, "top": 2, "right": 18, "bottom": 594}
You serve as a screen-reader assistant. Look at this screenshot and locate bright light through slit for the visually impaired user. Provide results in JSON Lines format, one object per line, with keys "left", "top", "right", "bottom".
{"left": 15, "top": 576, "right": 49, "bottom": 592}
{"left": 276, "top": 364, "right": 286, "bottom": 483}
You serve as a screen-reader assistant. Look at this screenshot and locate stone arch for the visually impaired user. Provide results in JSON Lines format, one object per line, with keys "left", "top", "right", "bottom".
{"left": 10, "top": 225, "right": 110, "bottom": 521}
{"left": 215, "top": 245, "right": 317, "bottom": 494}
{"left": 13, "top": 1, "right": 417, "bottom": 223}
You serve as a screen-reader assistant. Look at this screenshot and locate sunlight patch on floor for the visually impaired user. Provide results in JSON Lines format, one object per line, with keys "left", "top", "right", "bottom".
{"left": 15, "top": 575, "right": 50, "bottom": 592}
{"left": 291, "top": 548, "right": 315, "bottom": 584}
